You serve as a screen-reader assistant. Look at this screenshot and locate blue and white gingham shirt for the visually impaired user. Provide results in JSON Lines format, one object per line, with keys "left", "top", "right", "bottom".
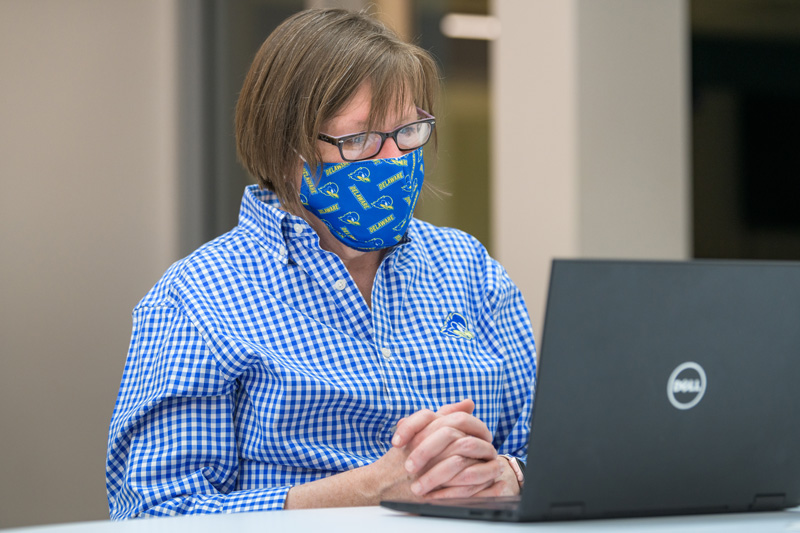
{"left": 106, "top": 184, "right": 536, "bottom": 519}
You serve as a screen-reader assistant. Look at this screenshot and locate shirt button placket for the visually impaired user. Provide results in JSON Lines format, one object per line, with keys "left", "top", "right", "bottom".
{"left": 381, "top": 347, "right": 392, "bottom": 361}
{"left": 380, "top": 345, "right": 397, "bottom": 449}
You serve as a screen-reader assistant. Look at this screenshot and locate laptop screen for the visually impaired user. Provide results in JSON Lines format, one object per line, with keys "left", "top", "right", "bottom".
{"left": 519, "top": 259, "right": 800, "bottom": 520}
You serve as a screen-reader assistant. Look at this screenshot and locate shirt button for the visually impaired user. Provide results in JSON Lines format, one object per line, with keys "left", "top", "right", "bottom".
{"left": 381, "top": 347, "right": 392, "bottom": 360}
{"left": 278, "top": 246, "right": 287, "bottom": 256}
{"left": 293, "top": 223, "right": 304, "bottom": 233}
{"left": 333, "top": 279, "right": 347, "bottom": 291}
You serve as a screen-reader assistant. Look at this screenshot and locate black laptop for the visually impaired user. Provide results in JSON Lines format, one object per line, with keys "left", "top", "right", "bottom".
{"left": 382, "top": 259, "right": 800, "bottom": 521}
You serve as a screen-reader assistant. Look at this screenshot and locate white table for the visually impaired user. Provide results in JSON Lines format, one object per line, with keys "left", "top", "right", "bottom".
{"left": 5, "top": 506, "right": 800, "bottom": 533}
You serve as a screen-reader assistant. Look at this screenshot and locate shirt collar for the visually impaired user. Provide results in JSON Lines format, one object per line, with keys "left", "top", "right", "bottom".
{"left": 238, "top": 184, "right": 415, "bottom": 263}
{"left": 238, "top": 185, "right": 303, "bottom": 263}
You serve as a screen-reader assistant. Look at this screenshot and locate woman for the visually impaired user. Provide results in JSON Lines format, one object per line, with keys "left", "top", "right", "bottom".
{"left": 106, "top": 8, "right": 535, "bottom": 519}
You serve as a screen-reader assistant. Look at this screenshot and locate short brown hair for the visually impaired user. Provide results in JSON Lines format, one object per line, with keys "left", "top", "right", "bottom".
{"left": 235, "top": 8, "right": 440, "bottom": 216}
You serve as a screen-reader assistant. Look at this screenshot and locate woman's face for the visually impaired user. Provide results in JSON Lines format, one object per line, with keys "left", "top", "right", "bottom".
{"left": 317, "top": 81, "right": 418, "bottom": 164}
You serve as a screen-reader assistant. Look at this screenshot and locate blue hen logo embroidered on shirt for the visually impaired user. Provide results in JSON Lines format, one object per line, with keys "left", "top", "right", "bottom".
{"left": 441, "top": 312, "right": 476, "bottom": 340}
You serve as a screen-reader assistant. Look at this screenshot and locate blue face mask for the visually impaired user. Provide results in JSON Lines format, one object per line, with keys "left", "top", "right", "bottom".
{"left": 299, "top": 148, "right": 424, "bottom": 251}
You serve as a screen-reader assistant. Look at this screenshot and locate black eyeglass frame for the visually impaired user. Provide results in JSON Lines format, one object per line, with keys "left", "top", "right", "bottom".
{"left": 317, "top": 107, "right": 436, "bottom": 162}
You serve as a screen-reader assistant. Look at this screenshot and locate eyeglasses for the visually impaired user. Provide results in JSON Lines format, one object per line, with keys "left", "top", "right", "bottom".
{"left": 317, "top": 108, "right": 435, "bottom": 162}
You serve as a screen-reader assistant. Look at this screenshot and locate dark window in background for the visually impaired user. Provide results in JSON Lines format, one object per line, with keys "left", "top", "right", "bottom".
{"left": 413, "top": 0, "right": 491, "bottom": 251}
{"left": 692, "top": 0, "right": 800, "bottom": 260}
{"left": 742, "top": 94, "right": 800, "bottom": 228}
{"left": 179, "top": 0, "right": 305, "bottom": 256}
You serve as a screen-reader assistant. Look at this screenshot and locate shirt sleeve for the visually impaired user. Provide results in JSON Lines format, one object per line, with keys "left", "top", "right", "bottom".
{"left": 106, "top": 303, "right": 290, "bottom": 519}
{"left": 484, "top": 257, "right": 537, "bottom": 465}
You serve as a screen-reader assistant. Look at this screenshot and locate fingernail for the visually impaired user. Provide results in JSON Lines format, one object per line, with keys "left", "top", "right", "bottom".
{"left": 405, "top": 459, "right": 414, "bottom": 472}
{"left": 392, "top": 435, "right": 401, "bottom": 446}
{"left": 411, "top": 482, "right": 422, "bottom": 495}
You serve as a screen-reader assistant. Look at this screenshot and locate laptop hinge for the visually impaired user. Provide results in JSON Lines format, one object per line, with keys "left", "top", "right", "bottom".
{"left": 751, "top": 493, "right": 786, "bottom": 511}
{"left": 548, "top": 502, "right": 585, "bottom": 518}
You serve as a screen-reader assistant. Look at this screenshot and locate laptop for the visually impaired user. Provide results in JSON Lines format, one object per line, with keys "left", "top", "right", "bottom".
{"left": 381, "top": 259, "right": 800, "bottom": 521}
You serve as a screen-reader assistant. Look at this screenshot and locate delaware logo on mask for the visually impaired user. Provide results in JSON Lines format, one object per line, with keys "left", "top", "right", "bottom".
{"left": 300, "top": 148, "right": 424, "bottom": 251}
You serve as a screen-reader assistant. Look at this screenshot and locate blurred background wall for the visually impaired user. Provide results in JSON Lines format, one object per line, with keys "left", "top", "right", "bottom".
{"left": 1, "top": 1, "right": 180, "bottom": 527}
{"left": 1, "top": 0, "right": 798, "bottom": 528}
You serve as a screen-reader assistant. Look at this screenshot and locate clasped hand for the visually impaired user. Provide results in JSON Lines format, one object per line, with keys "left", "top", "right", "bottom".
{"left": 378, "top": 399, "right": 518, "bottom": 500}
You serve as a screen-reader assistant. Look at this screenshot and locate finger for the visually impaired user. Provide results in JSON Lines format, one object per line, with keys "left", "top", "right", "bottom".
{"left": 440, "top": 457, "right": 503, "bottom": 488}
{"left": 406, "top": 432, "right": 496, "bottom": 475}
{"left": 411, "top": 454, "right": 504, "bottom": 496}
{"left": 391, "top": 409, "right": 437, "bottom": 448}
{"left": 436, "top": 399, "right": 475, "bottom": 416}
{"left": 434, "top": 435, "right": 498, "bottom": 466}
{"left": 425, "top": 480, "right": 495, "bottom": 500}
{"left": 471, "top": 480, "right": 510, "bottom": 498}
{"left": 407, "top": 411, "right": 493, "bottom": 450}
{"left": 410, "top": 455, "right": 480, "bottom": 496}
{"left": 404, "top": 426, "right": 468, "bottom": 473}
{"left": 391, "top": 400, "right": 477, "bottom": 448}
{"left": 421, "top": 457, "right": 501, "bottom": 491}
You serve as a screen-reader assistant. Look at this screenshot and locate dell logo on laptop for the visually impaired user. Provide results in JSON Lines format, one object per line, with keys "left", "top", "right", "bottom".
{"left": 667, "top": 362, "right": 707, "bottom": 410}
